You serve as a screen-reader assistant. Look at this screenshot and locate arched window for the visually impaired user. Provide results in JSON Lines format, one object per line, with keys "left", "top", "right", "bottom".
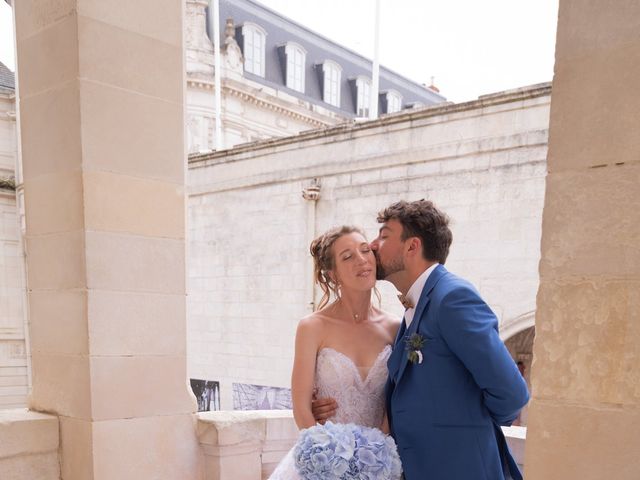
{"left": 322, "top": 61, "right": 342, "bottom": 107}
{"left": 356, "top": 76, "right": 371, "bottom": 117}
{"left": 285, "top": 43, "right": 306, "bottom": 93}
{"left": 241, "top": 23, "right": 266, "bottom": 77}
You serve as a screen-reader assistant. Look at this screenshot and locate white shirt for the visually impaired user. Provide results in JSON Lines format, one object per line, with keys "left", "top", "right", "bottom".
{"left": 403, "top": 263, "right": 439, "bottom": 327}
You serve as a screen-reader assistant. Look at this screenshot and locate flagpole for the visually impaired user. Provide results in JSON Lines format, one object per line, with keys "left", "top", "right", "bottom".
{"left": 210, "top": 0, "right": 223, "bottom": 150}
{"left": 370, "top": 0, "right": 380, "bottom": 119}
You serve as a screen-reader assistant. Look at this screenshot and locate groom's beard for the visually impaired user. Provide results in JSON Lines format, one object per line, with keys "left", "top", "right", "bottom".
{"left": 375, "top": 254, "right": 405, "bottom": 280}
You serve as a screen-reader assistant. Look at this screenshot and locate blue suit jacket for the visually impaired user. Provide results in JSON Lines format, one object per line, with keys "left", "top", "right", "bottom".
{"left": 386, "top": 265, "right": 529, "bottom": 480}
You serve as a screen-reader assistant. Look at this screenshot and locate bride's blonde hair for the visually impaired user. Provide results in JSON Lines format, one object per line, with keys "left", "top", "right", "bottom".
{"left": 310, "top": 225, "right": 380, "bottom": 310}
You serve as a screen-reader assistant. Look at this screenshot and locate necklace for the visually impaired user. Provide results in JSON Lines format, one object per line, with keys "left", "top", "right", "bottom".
{"left": 334, "top": 299, "right": 371, "bottom": 322}
{"left": 351, "top": 306, "right": 372, "bottom": 322}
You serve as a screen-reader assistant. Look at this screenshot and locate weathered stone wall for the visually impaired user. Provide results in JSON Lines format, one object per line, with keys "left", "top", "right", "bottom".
{"left": 188, "top": 84, "right": 550, "bottom": 409}
{"left": 0, "top": 90, "right": 28, "bottom": 410}
{"left": 0, "top": 192, "right": 27, "bottom": 409}
{"left": 525, "top": 1, "right": 640, "bottom": 478}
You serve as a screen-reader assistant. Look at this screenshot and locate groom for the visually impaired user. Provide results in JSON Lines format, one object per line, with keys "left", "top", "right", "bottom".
{"left": 314, "top": 200, "right": 529, "bottom": 480}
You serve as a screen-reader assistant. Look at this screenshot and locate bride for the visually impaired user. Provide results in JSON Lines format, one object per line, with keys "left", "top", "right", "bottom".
{"left": 269, "top": 225, "right": 401, "bottom": 479}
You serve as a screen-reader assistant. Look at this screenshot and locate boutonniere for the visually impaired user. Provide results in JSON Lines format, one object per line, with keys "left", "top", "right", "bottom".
{"left": 404, "top": 333, "right": 426, "bottom": 364}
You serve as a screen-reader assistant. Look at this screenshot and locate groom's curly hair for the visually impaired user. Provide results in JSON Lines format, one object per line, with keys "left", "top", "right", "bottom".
{"left": 377, "top": 200, "right": 452, "bottom": 264}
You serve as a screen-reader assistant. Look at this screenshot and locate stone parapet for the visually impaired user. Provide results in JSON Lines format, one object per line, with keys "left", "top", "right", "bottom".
{"left": 0, "top": 406, "right": 525, "bottom": 480}
{"left": 0, "top": 408, "right": 60, "bottom": 480}
{"left": 198, "top": 410, "right": 298, "bottom": 480}
{"left": 197, "top": 410, "right": 526, "bottom": 479}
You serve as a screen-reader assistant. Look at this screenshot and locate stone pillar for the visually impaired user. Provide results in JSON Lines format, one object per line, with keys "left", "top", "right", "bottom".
{"left": 525, "top": 1, "right": 640, "bottom": 479}
{"left": 14, "top": 1, "right": 202, "bottom": 479}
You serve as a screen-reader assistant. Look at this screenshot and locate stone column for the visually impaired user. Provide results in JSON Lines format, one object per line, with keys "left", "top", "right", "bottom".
{"left": 525, "top": 1, "right": 640, "bottom": 478}
{"left": 14, "top": 1, "right": 202, "bottom": 479}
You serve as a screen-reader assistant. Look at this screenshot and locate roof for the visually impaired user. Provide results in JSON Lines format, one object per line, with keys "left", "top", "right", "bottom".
{"left": 0, "top": 61, "right": 15, "bottom": 93}
{"left": 213, "top": 0, "right": 446, "bottom": 117}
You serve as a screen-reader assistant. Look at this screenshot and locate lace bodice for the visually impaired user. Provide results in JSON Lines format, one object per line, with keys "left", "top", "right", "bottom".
{"left": 268, "top": 345, "right": 392, "bottom": 479}
{"left": 315, "top": 345, "right": 391, "bottom": 428}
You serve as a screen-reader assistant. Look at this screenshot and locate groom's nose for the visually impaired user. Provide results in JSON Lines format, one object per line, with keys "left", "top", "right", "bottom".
{"left": 370, "top": 240, "right": 378, "bottom": 250}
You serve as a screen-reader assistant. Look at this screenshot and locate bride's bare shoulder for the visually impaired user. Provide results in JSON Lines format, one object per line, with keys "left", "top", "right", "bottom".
{"left": 374, "top": 308, "right": 402, "bottom": 336}
{"left": 372, "top": 306, "right": 400, "bottom": 323}
{"left": 297, "top": 309, "right": 332, "bottom": 331}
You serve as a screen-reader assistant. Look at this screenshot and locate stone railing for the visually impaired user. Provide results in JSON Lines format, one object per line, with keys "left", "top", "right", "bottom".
{"left": 0, "top": 408, "right": 526, "bottom": 480}
{"left": 197, "top": 410, "right": 527, "bottom": 480}
{"left": 197, "top": 410, "right": 298, "bottom": 480}
{"left": 0, "top": 409, "right": 60, "bottom": 479}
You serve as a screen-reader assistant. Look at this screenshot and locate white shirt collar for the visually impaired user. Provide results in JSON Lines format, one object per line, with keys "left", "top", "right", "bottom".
{"left": 403, "top": 263, "right": 439, "bottom": 327}
{"left": 406, "top": 263, "right": 439, "bottom": 308}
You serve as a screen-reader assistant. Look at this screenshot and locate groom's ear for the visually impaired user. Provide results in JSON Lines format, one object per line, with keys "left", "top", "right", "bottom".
{"left": 405, "top": 237, "right": 422, "bottom": 258}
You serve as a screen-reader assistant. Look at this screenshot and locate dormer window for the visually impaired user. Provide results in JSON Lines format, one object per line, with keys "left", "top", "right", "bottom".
{"left": 322, "top": 61, "right": 342, "bottom": 107}
{"left": 356, "top": 76, "right": 371, "bottom": 117}
{"left": 285, "top": 43, "right": 306, "bottom": 93}
{"left": 241, "top": 23, "right": 266, "bottom": 77}
{"left": 386, "top": 91, "right": 403, "bottom": 113}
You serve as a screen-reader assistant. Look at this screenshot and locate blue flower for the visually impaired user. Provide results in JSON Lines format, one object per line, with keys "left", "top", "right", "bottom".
{"left": 294, "top": 422, "right": 402, "bottom": 480}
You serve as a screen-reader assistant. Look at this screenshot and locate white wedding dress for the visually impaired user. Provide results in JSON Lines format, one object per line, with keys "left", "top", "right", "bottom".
{"left": 269, "top": 345, "right": 392, "bottom": 479}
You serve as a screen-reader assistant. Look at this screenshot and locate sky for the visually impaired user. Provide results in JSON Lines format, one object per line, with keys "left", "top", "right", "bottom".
{"left": 0, "top": 0, "right": 559, "bottom": 103}
{"left": 0, "top": 2, "right": 14, "bottom": 70}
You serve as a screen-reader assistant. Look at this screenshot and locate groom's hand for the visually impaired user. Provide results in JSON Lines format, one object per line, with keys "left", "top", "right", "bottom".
{"left": 311, "top": 396, "right": 338, "bottom": 424}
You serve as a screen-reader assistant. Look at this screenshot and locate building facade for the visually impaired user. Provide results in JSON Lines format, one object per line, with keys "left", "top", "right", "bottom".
{"left": 0, "top": 61, "right": 28, "bottom": 409}
{"left": 185, "top": 0, "right": 445, "bottom": 152}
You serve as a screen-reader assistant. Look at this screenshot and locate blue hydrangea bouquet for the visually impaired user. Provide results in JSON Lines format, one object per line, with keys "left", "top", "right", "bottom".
{"left": 293, "top": 422, "right": 402, "bottom": 480}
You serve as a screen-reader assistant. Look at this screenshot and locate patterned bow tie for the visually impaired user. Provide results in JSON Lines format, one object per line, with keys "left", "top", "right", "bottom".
{"left": 398, "top": 294, "right": 414, "bottom": 309}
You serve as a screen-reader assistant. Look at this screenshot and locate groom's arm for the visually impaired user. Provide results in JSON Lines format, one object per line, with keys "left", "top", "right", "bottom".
{"left": 438, "top": 284, "right": 529, "bottom": 425}
{"left": 311, "top": 395, "right": 338, "bottom": 424}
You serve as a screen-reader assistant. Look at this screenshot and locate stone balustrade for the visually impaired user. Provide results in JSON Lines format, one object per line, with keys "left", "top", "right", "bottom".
{"left": 196, "top": 410, "right": 527, "bottom": 480}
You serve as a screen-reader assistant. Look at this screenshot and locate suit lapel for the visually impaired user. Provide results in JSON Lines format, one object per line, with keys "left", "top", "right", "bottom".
{"left": 395, "top": 264, "right": 447, "bottom": 384}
